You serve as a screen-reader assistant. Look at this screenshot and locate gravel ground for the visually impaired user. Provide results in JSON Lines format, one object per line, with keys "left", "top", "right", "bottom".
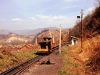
{"left": 20, "top": 50, "right": 63, "bottom": 75}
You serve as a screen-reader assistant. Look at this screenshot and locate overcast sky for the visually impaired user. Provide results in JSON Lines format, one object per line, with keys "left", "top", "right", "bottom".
{"left": 0, "top": 0, "right": 95, "bottom": 30}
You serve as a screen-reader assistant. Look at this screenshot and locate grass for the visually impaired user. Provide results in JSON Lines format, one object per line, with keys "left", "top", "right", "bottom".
{"left": 0, "top": 48, "right": 38, "bottom": 71}
{"left": 60, "top": 35, "right": 100, "bottom": 75}
{"left": 0, "top": 54, "right": 14, "bottom": 71}
{"left": 14, "top": 48, "right": 38, "bottom": 61}
{"left": 14, "top": 51, "right": 34, "bottom": 60}
{"left": 58, "top": 45, "right": 81, "bottom": 75}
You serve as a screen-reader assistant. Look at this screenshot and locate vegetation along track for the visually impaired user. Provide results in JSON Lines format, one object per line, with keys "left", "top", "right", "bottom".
{"left": 0, "top": 56, "right": 44, "bottom": 75}
{"left": 0, "top": 43, "right": 67, "bottom": 75}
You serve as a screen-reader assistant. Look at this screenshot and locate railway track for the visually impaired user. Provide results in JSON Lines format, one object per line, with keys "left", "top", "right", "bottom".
{"left": 0, "top": 43, "right": 68, "bottom": 75}
{"left": 0, "top": 56, "right": 44, "bottom": 75}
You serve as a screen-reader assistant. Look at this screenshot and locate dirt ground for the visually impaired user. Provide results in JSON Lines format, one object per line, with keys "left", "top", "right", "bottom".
{"left": 20, "top": 50, "right": 63, "bottom": 75}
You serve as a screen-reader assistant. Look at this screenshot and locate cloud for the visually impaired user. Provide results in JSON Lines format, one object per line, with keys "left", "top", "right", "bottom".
{"left": 30, "top": 15, "right": 76, "bottom": 28}
{"left": 61, "top": 5, "right": 78, "bottom": 9}
{"left": 12, "top": 18, "right": 23, "bottom": 21}
{"left": 36, "top": 14, "right": 67, "bottom": 20}
{"left": 30, "top": 17, "right": 37, "bottom": 21}
{"left": 35, "top": 14, "right": 68, "bottom": 22}
{"left": 36, "top": 15, "right": 50, "bottom": 19}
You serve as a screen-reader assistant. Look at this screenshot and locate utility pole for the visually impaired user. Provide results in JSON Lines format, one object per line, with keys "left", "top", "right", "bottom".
{"left": 35, "top": 36, "right": 37, "bottom": 45}
{"left": 67, "top": 29, "right": 70, "bottom": 42}
{"left": 52, "top": 34, "right": 55, "bottom": 43}
{"left": 59, "top": 24, "right": 62, "bottom": 54}
{"left": 81, "top": 9, "right": 84, "bottom": 51}
{"left": 49, "top": 29, "right": 52, "bottom": 38}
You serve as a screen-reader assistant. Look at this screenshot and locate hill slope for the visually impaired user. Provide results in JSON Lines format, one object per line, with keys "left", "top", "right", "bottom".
{"left": 69, "top": 5, "right": 100, "bottom": 75}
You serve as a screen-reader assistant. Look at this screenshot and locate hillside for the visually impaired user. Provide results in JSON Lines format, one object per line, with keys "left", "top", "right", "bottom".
{"left": 0, "top": 33, "right": 36, "bottom": 72}
{"left": 68, "top": 5, "right": 100, "bottom": 75}
{"left": 70, "top": 6, "right": 100, "bottom": 38}
{"left": 0, "top": 33, "right": 34, "bottom": 48}
{"left": 36, "top": 28, "right": 69, "bottom": 44}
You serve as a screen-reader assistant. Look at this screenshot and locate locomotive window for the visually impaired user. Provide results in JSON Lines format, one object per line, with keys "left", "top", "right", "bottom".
{"left": 40, "top": 42, "right": 46, "bottom": 49}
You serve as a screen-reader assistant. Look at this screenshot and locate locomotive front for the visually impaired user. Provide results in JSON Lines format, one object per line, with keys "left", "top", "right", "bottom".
{"left": 37, "top": 37, "right": 52, "bottom": 54}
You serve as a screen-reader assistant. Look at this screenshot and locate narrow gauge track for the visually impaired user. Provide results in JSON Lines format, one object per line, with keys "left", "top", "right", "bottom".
{"left": 0, "top": 43, "right": 68, "bottom": 75}
{"left": 0, "top": 56, "right": 44, "bottom": 75}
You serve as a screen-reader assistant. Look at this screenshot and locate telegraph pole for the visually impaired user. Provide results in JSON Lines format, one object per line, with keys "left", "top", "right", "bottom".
{"left": 49, "top": 29, "right": 52, "bottom": 38}
{"left": 35, "top": 36, "right": 37, "bottom": 45}
{"left": 52, "top": 34, "right": 55, "bottom": 43}
{"left": 81, "top": 9, "right": 84, "bottom": 50}
{"left": 59, "top": 24, "right": 62, "bottom": 54}
{"left": 77, "top": 9, "right": 84, "bottom": 51}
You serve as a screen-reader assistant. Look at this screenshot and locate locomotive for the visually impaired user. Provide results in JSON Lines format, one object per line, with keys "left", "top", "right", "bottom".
{"left": 37, "top": 37, "right": 53, "bottom": 54}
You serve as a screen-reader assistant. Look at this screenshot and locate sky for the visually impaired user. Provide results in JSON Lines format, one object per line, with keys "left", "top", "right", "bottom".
{"left": 0, "top": 0, "right": 96, "bottom": 30}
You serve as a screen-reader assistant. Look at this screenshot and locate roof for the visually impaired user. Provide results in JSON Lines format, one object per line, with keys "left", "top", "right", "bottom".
{"left": 43, "top": 37, "right": 52, "bottom": 40}
{"left": 71, "top": 36, "right": 77, "bottom": 39}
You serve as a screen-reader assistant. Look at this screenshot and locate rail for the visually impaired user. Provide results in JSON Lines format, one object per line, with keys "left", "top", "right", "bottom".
{"left": 0, "top": 56, "right": 43, "bottom": 75}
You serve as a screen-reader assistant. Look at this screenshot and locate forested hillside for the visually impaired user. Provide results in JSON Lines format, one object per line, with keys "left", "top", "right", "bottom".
{"left": 70, "top": 6, "right": 100, "bottom": 38}
{"left": 69, "top": 3, "right": 100, "bottom": 75}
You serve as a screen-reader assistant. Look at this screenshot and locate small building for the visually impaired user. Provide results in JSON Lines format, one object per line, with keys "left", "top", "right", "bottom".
{"left": 71, "top": 36, "right": 78, "bottom": 45}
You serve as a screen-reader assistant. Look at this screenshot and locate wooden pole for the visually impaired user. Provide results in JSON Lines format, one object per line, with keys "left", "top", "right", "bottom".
{"left": 49, "top": 29, "right": 52, "bottom": 38}
{"left": 35, "top": 36, "right": 37, "bottom": 45}
{"left": 59, "top": 24, "right": 62, "bottom": 53}
{"left": 52, "top": 34, "right": 55, "bottom": 43}
{"left": 81, "top": 9, "right": 84, "bottom": 51}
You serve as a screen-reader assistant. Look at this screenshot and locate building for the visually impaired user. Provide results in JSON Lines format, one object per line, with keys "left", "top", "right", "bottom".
{"left": 71, "top": 36, "right": 78, "bottom": 45}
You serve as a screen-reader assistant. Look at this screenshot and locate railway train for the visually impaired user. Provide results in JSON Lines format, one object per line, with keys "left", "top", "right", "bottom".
{"left": 37, "top": 37, "right": 56, "bottom": 54}
{"left": 36, "top": 36, "right": 68, "bottom": 54}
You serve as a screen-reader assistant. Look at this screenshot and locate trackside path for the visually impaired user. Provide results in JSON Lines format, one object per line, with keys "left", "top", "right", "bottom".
{"left": 20, "top": 50, "right": 64, "bottom": 75}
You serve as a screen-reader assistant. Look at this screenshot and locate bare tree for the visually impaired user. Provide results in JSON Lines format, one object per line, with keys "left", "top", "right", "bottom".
{"left": 95, "top": 0, "right": 100, "bottom": 7}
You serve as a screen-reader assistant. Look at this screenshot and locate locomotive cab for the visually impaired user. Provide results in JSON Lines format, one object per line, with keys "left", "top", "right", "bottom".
{"left": 37, "top": 37, "right": 52, "bottom": 54}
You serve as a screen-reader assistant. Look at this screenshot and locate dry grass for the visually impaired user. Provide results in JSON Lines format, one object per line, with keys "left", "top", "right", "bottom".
{"left": 83, "top": 35, "right": 100, "bottom": 75}
{"left": 58, "top": 45, "right": 82, "bottom": 75}
{"left": 58, "top": 35, "right": 100, "bottom": 75}
{"left": 68, "top": 35, "right": 100, "bottom": 75}
{"left": 0, "top": 48, "right": 37, "bottom": 72}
